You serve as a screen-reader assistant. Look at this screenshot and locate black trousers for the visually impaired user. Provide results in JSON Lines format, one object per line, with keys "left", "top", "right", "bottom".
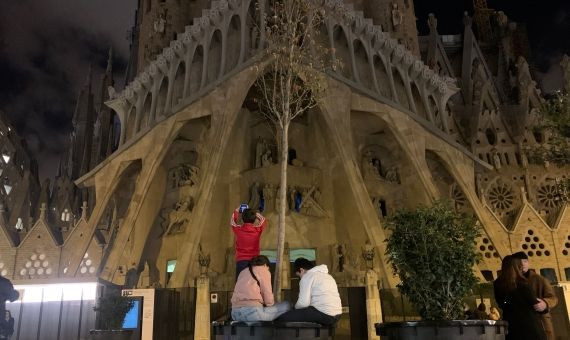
{"left": 235, "top": 260, "right": 250, "bottom": 281}
{"left": 275, "top": 306, "right": 340, "bottom": 326}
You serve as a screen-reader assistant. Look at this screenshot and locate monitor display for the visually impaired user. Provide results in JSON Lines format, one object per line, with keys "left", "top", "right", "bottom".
{"left": 122, "top": 298, "right": 142, "bottom": 329}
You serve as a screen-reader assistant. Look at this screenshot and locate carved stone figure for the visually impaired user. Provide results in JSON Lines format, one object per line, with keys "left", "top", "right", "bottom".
{"left": 491, "top": 149, "right": 502, "bottom": 170}
{"left": 179, "top": 165, "right": 199, "bottom": 187}
{"left": 261, "top": 150, "right": 273, "bottom": 167}
{"left": 153, "top": 13, "right": 166, "bottom": 34}
{"left": 262, "top": 184, "right": 274, "bottom": 213}
{"left": 336, "top": 244, "right": 345, "bottom": 273}
{"left": 299, "top": 186, "right": 326, "bottom": 217}
{"left": 391, "top": 2, "right": 403, "bottom": 30}
{"left": 255, "top": 138, "right": 265, "bottom": 168}
{"left": 362, "top": 150, "right": 379, "bottom": 179}
{"left": 384, "top": 166, "right": 400, "bottom": 183}
{"left": 198, "top": 244, "right": 211, "bottom": 276}
{"left": 165, "top": 199, "right": 193, "bottom": 234}
{"left": 248, "top": 182, "right": 261, "bottom": 210}
{"left": 427, "top": 13, "right": 438, "bottom": 32}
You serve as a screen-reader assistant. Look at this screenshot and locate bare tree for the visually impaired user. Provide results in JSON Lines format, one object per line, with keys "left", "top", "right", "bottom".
{"left": 253, "top": 0, "right": 337, "bottom": 298}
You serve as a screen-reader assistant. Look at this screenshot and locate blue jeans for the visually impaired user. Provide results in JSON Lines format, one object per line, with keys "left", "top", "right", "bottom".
{"left": 232, "top": 302, "right": 291, "bottom": 322}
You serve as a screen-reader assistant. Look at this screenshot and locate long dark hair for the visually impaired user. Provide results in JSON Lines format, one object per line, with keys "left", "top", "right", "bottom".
{"left": 496, "top": 255, "right": 527, "bottom": 291}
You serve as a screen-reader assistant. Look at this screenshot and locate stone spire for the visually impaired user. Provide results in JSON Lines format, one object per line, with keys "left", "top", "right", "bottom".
{"left": 562, "top": 54, "right": 570, "bottom": 94}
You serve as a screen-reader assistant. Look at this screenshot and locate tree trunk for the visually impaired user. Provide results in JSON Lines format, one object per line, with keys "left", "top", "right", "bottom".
{"left": 273, "top": 122, "right": 289, "bottom": 300}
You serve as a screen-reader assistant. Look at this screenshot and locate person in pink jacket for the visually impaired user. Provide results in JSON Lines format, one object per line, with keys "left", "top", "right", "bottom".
{"left": 231, "top": 255, "right": 290, "bottom": 321}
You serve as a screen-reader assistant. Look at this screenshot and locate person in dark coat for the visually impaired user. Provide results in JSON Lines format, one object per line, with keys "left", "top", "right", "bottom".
{"left": 512, "top": 251, "right": 558, "bottom": 340}
{"left": 0, "top": 275, "right": 19, "bottom": 339}
{"left": 494, "top": 256, "right": 546, "bottom": 340}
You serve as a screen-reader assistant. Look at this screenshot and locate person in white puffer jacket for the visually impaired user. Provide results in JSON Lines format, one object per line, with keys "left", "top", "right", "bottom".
{"left": 276, "top": 258, "right": 342, "bottom": 325}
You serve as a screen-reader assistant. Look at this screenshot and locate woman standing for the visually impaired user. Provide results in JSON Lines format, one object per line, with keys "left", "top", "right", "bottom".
{"left": 494, "top": 255, "right": 546, "bottom": 340}
{"left": 231, "top": 255, "right": 290, "bottom": 321}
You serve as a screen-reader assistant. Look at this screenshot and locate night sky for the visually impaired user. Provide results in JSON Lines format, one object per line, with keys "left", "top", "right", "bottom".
{"left": 0, "top": 0, "right": 568, "bottom": 180}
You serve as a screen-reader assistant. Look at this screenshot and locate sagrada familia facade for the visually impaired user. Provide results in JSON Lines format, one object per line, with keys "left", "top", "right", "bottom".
{"left": 0, "top": 0, "right": 569, "bottom": 331}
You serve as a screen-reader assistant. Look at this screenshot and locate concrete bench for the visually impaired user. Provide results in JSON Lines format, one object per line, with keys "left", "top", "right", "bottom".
{"left": 212, "top": 320, "right": 336, "bottom": 339}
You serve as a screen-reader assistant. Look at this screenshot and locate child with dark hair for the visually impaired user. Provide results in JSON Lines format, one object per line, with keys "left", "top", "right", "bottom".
{"left": 231, "top": 255, "right": 290, "bottom": 321}
{"left": 276, "top": 258, "right": 342, "bottom": 325}
{"left": 230, "top": 207, "right": 267, "bottom": 279}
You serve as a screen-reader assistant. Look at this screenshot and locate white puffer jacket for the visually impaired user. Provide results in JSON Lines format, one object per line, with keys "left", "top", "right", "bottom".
{"left": 295, "top": 265, "right": 342, "bottom": 316}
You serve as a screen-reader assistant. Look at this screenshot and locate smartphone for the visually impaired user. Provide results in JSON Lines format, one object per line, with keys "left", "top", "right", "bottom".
{"left": 239, "top": 203, "right": 249, "bottom": 213}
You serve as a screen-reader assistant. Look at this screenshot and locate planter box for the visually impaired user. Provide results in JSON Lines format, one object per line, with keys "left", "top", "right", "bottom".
{"left": 89, "top": 329, "right": 134, "bottom": 340}
{"left": 375, "top": 320, "right": 508, "bottom": 340}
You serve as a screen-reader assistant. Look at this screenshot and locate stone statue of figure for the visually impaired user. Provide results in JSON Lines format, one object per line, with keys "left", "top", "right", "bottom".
{"left": 362, "top": 150, "right": 378, "bottom": 179}
{"left": 261, "top": 150, "right": 273, "bottom": 167}
{"left": 255, "top": 138, "right": 265, "bottom": 168}
{"left": 372, "top": 159, "right": 382, "bottom": 178}
{"left": 165, "top": 199, "right": 193, "bottom": 234}
{"left": 248, "top": 182, "right": 261, "bottom": 210}
{"left": 427, "top": 13, "right": 438, "bottom": 32}
{"left": 491, "top": 149, "right": 502, "bottom": 170}
{"left": 391, "top": 2, "right": 403, "bottom": 30}
{"left": 336, "top": 244, "right": 345, "bottom": 273}
{"left": 153, "top": 13, "right": 166, "bottom": 34}
{"left": 561, "top": 54, "right": 570, "bottom": 94}
{"left": 384, "top": 166, "right": 400, "bottom": 183}
{"left": 262, "top": 184, "right": 274, "bottom": 212}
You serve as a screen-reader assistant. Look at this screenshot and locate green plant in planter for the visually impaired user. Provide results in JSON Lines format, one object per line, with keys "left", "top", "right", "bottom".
{"left": 93, "top": 290, "right": 134, "bottom": 330}
{"left": 385, "top": 200, "right": 480, "bottom": 320}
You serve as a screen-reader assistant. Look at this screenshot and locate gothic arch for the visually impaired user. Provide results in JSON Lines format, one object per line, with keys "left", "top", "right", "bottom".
{"left": 332, "top": 25, "right": 352, "bottom": 80}
{"left": 155, "top": 76, "right": 168, "bottom": 119}
{"left": 172, "top": 62, "right": 186, "bottom": 108}
{"left": 206, "top": 30, "right": 223, "bottom": 84}
{"left": 353, "top": 39, "right": 374, "bottom": 91}
{"left": 225, "top": 15, "right": 242, "bottom": 73}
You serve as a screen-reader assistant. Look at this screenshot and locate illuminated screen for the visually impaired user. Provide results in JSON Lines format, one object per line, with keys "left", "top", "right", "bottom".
{"left": 122, "top": 299, "right": 141, "bottom": 329}
{"left": 167, "top": 260, "right": 177, "bottom": 273}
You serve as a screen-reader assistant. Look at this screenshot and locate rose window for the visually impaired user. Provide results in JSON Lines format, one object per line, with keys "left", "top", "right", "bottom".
{"left": 537, "top": 184, "right": 560, "bottom": 209}
{"left": 450, "top": 183, "right": 466, "bottom": 208}
{"left": 488, "top": 182, "right": 514, "bottom": 211}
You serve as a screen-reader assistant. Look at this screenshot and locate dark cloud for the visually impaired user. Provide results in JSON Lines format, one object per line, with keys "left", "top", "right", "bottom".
{"left": 0, "top": 0, "right": 567, "bottom": 181}
{"left": 0, "top": 0, "right": 136, "bottom": 180}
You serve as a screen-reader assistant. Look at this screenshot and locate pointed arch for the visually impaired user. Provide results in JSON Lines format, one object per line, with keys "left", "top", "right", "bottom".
{"left": 138, "top": 93, "right": 152, "bottom": 132}
{"left": 155, "top": 77, "right": 169, "bottom": 119}
{"left": 172, "top": 62, "right": 186, "bottom": 108}
{"left": 392, "top": 69, "right": 410, "bottom": 110}
{"left": 373, "top": 55, "right": 391, "bottom": 98}
{"left": 332, "top": 25, "right": 352, "bottom": 80}
{"left": 207, "top": 30, "right": 223, "bottom": 84}
{"left": 353, "top": 39, "right": 373, "bottom": 91}
{"left": 225, "top": 15, "right": 242, "bottom": 73}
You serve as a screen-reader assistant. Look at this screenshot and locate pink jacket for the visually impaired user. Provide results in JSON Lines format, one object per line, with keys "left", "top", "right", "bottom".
{"left": 231, "top": 265, "right": 274, "bottom": 308}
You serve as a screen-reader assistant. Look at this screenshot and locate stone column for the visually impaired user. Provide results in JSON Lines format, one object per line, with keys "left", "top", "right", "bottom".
{"left": 365, "top": 270, "right": 382, "bottom": 340}
{"left": 194, "top": 275, "right": 210, "bottom": 340}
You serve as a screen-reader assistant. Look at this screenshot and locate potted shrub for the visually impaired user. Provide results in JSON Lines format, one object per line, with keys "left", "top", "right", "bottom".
{"left": 89, "top": 290, "right": 135, "bottom": 340}
{"left": 375, "top": 200, "right": 508, "bottom": 339}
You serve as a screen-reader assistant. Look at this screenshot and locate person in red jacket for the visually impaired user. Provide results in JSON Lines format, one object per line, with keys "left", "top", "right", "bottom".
{"left": 231, "top": 207, "right": 266, "bottom": 280}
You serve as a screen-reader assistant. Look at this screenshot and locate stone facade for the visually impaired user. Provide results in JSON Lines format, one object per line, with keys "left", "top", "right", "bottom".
{"left": 0, "top": 0, "right": 568, "bottom": 312}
